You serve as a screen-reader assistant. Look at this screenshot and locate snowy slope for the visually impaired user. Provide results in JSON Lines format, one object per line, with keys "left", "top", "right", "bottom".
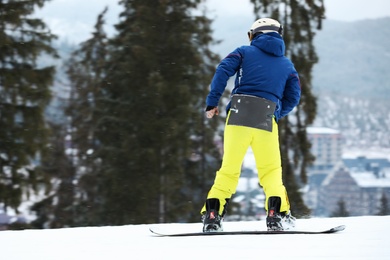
{"left": 0, "top": 216, "right": 389, "bottom": 260}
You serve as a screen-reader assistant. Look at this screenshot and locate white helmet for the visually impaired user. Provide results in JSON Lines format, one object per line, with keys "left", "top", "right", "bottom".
{"left": 248, "top": 18, "right": 283, "bottom": 41}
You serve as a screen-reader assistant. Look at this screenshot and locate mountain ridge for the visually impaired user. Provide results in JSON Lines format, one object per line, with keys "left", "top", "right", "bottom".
{"left": 312, "top": 17, "right": 390, "bottom": 99}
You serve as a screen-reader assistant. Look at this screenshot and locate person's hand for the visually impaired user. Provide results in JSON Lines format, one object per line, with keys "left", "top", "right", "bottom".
{"left": 205, "top": 106, "right": 219, "bottom": 118}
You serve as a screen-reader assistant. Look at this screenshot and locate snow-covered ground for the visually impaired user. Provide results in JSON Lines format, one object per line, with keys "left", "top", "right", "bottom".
{"left": 0, "top": 216, "right": 389, "bottom": 260}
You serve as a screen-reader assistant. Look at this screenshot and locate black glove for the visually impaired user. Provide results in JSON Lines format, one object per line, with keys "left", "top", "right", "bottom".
{"left": 205, "top": 106, "right": 216, "bottom": 112}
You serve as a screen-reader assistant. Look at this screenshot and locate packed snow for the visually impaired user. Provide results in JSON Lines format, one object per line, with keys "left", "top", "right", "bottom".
{"left": 0, "top": 216, "right": 389, "bottom": 259}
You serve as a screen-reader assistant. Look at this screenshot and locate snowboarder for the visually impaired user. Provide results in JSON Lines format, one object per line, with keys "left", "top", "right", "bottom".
{"left": 201, "top": 18, "right": 301, "bottom": 232}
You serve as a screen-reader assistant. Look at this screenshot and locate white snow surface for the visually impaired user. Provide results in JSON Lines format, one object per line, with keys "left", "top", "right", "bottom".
{"left": 1, "top": 216, "right": 389, "bottom": 259}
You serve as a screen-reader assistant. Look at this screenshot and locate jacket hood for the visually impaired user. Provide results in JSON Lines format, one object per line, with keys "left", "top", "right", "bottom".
{"left": 251, "top": 33, "right": 285, "bottom": 57}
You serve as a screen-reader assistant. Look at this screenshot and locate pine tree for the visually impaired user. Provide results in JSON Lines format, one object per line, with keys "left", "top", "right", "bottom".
{"left": 0, "top": 0, "right": 57, "bottom": 213}
{"left": 377, "top": 192, "right": 390, "bottom": 216}
{"left": 62, "top": 1, "right": 219, "bottom": 225}
{"left": 331, "top": 198, "right": 349, "bottom": 217}
{"left": 60, "top": 7, "right": 111, "bottom": 226}
{"left": 250, "top": 0, "right": 325, "bottom": 217}
{"left": 97, "top": 0, "right": 220, "bottom": 225}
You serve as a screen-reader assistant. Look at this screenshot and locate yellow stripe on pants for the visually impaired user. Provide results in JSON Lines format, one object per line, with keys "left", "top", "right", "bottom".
{"left": 201, "top": 116, "right": 290, "bottom": 215}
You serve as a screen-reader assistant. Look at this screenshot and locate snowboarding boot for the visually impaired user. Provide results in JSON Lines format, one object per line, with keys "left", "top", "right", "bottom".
{"left": 266, "top": 196, "right": 296, "bottom": 231}
{"left": 202, "top": 199, "right": 223, "bottom": 232}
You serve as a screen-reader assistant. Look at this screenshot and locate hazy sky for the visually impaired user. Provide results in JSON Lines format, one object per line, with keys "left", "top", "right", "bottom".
{"left": 35, "top": 0, "right": 390, "bottom": 43}
{"left": 208, "top": 0, "right": 390, "bottom": 20}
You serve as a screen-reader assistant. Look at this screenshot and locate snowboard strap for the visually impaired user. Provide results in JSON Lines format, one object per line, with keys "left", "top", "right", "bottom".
{"left": 227, "top": 94, "right": 276, "bottom": 132}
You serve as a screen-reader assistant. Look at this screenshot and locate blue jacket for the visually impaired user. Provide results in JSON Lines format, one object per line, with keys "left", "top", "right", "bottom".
{"left": 206, "top": 32, "right": 301, "bottom": 121}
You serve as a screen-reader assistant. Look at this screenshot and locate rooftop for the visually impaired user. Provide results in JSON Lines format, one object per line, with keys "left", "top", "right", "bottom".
{"left": 307, "top": 127, "right": 340, "bottom": 135}
{"left": 351, "top": 171, "right": 390, "bottom": 188}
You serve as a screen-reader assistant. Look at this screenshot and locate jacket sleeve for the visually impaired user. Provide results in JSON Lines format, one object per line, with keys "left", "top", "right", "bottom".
{"left": 280, "top": 68, "right": 301, "bottom": 118}
{"left": 206, "top": 48, "right": 242, "bottom": 107}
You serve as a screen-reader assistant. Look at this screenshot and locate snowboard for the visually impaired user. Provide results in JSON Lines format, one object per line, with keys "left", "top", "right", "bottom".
{"left": 149, "top": 225, "right": 346, "bottom": 237}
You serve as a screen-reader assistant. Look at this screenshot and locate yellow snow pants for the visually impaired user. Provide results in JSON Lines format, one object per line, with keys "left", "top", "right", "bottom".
{"left": 201, "top": 116, "right": 290, "bottom": 215}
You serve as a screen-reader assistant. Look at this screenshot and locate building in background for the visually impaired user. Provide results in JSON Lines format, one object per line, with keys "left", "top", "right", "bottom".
{"left": 304, "top": 127, "right": 343, "bottom": 214}
{"left": 318, "top": 163, "right": 390, "bottom": 216}
{"left": 304, "top": 127, "right": 390, "bottom": 216}
{"left": 307, "top": 127, "right": 343, "bottom": 172}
